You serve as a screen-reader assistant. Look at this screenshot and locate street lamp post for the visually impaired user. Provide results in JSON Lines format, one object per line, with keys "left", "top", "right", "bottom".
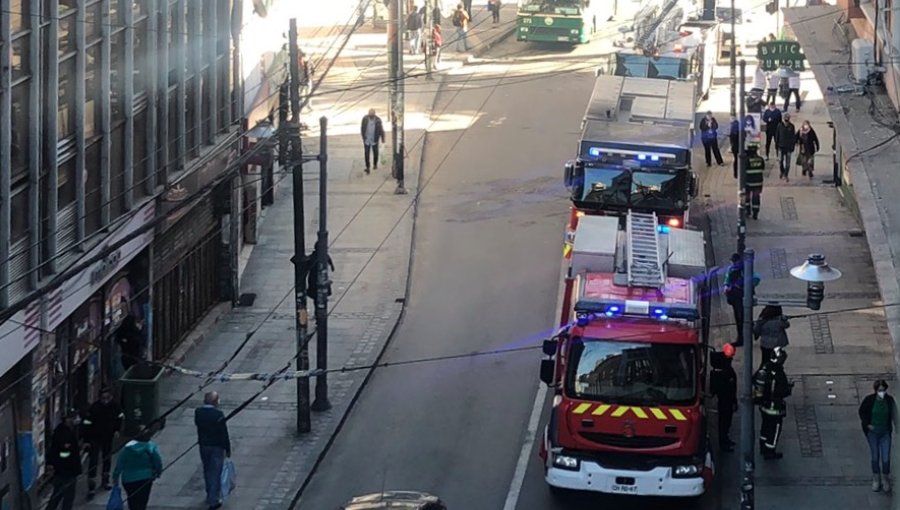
{"left": 738, "top": 252, "right": 842, "bottom": 510}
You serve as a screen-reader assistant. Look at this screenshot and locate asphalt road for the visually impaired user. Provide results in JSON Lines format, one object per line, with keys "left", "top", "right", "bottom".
{"left": 296, "top": 37, "right": 607, "bottom": 509}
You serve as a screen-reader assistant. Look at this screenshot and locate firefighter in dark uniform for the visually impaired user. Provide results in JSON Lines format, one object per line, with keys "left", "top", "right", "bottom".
{"left": 744, "top": 143, "right": 765, "bottom": 220}
{"left": 710, "top": 343, "right": 738, "bottom": 452}
{"left": 47, "top": 409, "right": 83, "bottom": 510}
{"left": 754, "top": 347, "right": 793, "bottom": 459}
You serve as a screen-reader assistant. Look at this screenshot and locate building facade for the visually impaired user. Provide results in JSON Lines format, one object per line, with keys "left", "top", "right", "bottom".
{"left": 0, "top": 0, "right": 291, "bottom": 499}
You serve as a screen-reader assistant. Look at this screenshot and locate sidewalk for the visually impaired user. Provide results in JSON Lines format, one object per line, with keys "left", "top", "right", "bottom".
{"left": 64, "top": 8, "right": 516, "bottom": 510}
{"left": 700, "top": 64, "right": 895, "bottom": 507}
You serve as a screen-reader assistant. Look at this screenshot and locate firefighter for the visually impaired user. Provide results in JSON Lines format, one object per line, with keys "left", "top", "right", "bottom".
{"left": 710, "top": 343, "right": 738, "bottom": 452}
{"left": 47, "top": 410, "right": 84, "bottom": 510}
{"left": 84, "top": 386, "right": 124, "bottom": 498}
{"left": 724, "top": 254, "right": 760, "bottom": 347}
{"left": 744, "top": 144, "right": 765, "bottom": 220}
{"left": 754, "top": 347, "right": 793, "bottom": 460}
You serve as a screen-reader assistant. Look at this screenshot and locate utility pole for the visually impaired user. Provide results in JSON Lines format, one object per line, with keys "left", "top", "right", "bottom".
{"left": 311, "top": 116, "right": 331, "bottom": 412}
{"left": 737, "top": 60, "right": 747, "bottom": 255}
{"left": 739, "top": 248, "right": 756, "bottom": 510}
{"left": 389, "top": 0, "right": 407, "bottom": 194}
{"left": 730, "top": 0, "right": 737, "bottom": 117}
{"left": 288, "top": 18, "right": 311, "bottom": 434}
{"left": 425, "top": 0, "right": 435, "bottom": 78}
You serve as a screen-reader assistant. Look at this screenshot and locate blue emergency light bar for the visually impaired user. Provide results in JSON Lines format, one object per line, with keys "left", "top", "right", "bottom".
{"left": 573, "top": 299, "right": 699, "bottom": 325}
{"left": 586, "top": 147, "right": 676, "bottom": 161}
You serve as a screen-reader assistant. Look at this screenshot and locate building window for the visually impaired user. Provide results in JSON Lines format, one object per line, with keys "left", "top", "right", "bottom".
{"left": 167, "top": 6, "right": 179, "bottom": 87}
{"left": 11, "top": 0, "right": 29, "bottom": 34}
{"left": 11, "top": 35, "right": 30, "bottom": 82}
{"left": 85, "top": 142, "right": 103, "bottom": 235}
{"left": 58, "top": 158, "right": 77, "bottom": 209}
{"left": 110, "top": 31, "right": 126, "bottom": 120}
{"left": 134, "top": 19, "right": 149, "bottom": 96}
{"left": 85, "top": 44, "right": 101, "bottom": 140}
{"left": 201, "top": 72, "right": 211, "bottom": 142}
{"left": 11, "top": 83, "right": 30, "bottom": 182}
{"left": 185, "top": 76, "right": 197, "bottom": 152}
{"left": 133, "top": 110, "right": 150, "bottom": 199}
{"left": 58, "top": 10, "right": 76, "bottom": 57}
{"left": 11, "top": 185, "right": 29, "bottom": 242}
{"left": 167, "top": 87, "right": 181, "bottom": 169}
{"left": 84, "top": 0, "right": 104, "bottom": 43}
{"left": 58, "top": 57, "right": 77, "bottom": 140}
{"left": 110, "top": 124, "right": 126, "bottom": 218}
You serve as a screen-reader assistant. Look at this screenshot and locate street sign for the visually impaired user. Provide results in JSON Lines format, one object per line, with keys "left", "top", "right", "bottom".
{"left": 756, "top": 41, "right": 806, "bottom": 71}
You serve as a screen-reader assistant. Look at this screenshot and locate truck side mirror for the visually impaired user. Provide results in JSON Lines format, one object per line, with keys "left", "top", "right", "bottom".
{"left": 540, "top": 359, "right": 555, "bottom": 386}
{"left": 542, "top": 338, "right": 558, "bottom": 356}
{"left": 564, "top": 160, "right": 576, "bottom": 191}
{"left": 689, "top": 172, "right": 699, "bottom": 197}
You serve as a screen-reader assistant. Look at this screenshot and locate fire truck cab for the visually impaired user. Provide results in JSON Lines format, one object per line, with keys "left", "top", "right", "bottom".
{"left": 540, "top": 211, "right": 712, "bottom": 498}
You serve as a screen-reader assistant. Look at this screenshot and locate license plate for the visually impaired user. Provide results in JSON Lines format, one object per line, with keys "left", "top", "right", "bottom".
{"left": 611, "top": 483, "right": 638, "bottom": 494}
{"left": 557, "top": 36, "right": 569, "bottom": 41}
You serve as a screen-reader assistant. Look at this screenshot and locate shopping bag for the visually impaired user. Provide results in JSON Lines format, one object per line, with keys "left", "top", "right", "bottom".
{"left": 106, "top": 486, "right": 125, "bottom": 510}
{"left": 220, "top": 459, "right": 236, "bottom": 500}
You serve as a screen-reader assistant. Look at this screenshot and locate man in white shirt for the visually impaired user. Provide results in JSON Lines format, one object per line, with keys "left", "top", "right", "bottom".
{"left": 784, "top": 71, "right": 802, "bottom": 112}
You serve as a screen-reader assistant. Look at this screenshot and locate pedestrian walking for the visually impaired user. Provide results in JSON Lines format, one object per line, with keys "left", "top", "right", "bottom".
{"left": 360, "top": 109, "right": 385, "bottom": 175}
{"left": 784, "top": 71, "right": 802, "bottom": 111}
{"left": 724, "top": 253, "right": 760, "bottom": 347}
{"left": 299, "top": 50, "right": 314, "bottom": 112}
{"left": 699, "top": 111, "right": 724, "bottom": 167}
{"left": 431, "top": 23, "right": 443, "bottom": 65}
{"left": 489, "top": 0, "right": 501, "bottom": 24}
{"left": 406, "top": 8, "right": 423, "bottom": 54}
{"left": 761, "top": 102, "right": 782, "bottom": 160}
{"left": 796, "top": 120, "right": 820, "bottom": 179}
{"left": 753, "top": 305, "right": 789, "bottom": 366}
{"left": 710, "top": 344, "right": 738, "bottom": 453}
{"left": 112, "top": 427, "right": 162, "bottom": 510}
{"left": 47, "top": 410, "right": 83, "bottom": 510}
{"left": 754, "top": 348, "right": 792, "bottom": 460}
{"left": 195, "top": 391, "right": 231, "bottom": 510}
{"left": 859, "top": 379, "right": 897, "bottom": 493}
{"left": 116, "top": 314, "right": 144, "bottom": 372}
{"left": 452, "top": 3, "right": 471, "bottom": 52}
{"left": 766, "top": 71, "right": 779, "bottom": 105}
{"left": 744, "top": 144, "right": 765, "bottom": 219}
{"left": 775, "top": 113, "right": 797, "bottom": 181}
{"left": 463, "top": 0, "right": 473, "bottom": 15}
{"left": 729, "top": 116, "right": 740, "bottom": 178}
{"left": 84, "top": 386, "right": 124, "bottom": 498}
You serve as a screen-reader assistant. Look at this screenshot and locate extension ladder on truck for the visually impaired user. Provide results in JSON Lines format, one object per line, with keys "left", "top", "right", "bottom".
{"left": 627, "top": 212, "right": 665, "bottom": 288}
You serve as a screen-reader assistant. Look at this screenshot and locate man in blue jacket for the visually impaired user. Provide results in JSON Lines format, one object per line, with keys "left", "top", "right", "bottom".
{"left": 195, "top": 392, "right": 231, "bottom": 510}
{"left": 761, "top": 102, "right": 783, "bottom": 160}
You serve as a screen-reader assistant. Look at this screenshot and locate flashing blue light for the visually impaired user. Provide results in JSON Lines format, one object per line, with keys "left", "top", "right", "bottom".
{"left": 608, "top": 305, "right": 620, "bottom": 312}
{"left": 637, "top": 154, "right": 647, "bottom": 160}
{"left": 652, "top": 308, "right": 666, "bottom": 316}
{"left": 588, "top": 147, "right": 602, "bottom": 157}
{"left": 657, "top": 225, "right": 671, "bottom": 234}
{"left": 651, "top": 155, "right": 660, "bottom": 161}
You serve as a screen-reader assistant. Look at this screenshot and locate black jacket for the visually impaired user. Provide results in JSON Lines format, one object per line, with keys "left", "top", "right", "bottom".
{"left": 775, "top": 121, "right": 797, "bottom": 151}
{"left": 84, "top": 400, "right": 123, "bottom": 442}
{"left": 797, "top": 128, "right": 820, "bottom": 155}
{"left": 360, "top": 115, "right": 385, "bottom": 145}
{"left": 48, "top": 423, "right": 83, "bottom": 476}
{"left": 859, "top": 393, "right": 897, "bottom": 434}
{"left": 195, "top": 406, "right": 231, "bottom": 456}
{"left": 710, "top": 353, "right": 738, "bottom": 410}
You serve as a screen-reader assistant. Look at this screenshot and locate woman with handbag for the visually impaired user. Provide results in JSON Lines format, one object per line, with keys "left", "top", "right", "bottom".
{"left": 796, "top": 120, "right": 820, "bottom": 179}
{"left": 112, "top": 427, "right": 163, "bottom": 510}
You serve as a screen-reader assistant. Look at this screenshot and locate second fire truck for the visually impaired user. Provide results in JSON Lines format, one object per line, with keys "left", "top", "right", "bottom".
{"left": 539, "top": 211, "right": 712, "bottom": 498}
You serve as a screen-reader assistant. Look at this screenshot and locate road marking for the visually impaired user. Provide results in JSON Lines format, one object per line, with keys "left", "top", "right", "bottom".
{"left": 502, "top": 380, "right": 547, "bottom": 510}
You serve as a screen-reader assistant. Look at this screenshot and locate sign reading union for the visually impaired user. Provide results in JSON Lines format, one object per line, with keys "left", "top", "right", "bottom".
{"left": 756, "top": 41, "right": 806, "bottom": 72}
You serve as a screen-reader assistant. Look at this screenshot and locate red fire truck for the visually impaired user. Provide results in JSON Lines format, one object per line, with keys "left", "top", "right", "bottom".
{"left": 539, "top": 211, "right": 712, "bottom": 498}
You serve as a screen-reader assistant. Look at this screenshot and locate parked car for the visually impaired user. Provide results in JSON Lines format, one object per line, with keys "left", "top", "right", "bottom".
{"left": 341, "top": 491, "right": 447, "bottom": 510}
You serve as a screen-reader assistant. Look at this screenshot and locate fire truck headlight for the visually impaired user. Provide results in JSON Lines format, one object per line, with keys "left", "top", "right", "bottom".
{"left": 553, "top": 454, "right": 580, "bottom": 471}
{"left": 673, "top": 464, "right": 702, "bottom": 478}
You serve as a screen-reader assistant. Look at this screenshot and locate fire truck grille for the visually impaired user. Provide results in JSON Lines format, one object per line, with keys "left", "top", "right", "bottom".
{"left": 579, "top": 432, "right": 679, "bottom": 449}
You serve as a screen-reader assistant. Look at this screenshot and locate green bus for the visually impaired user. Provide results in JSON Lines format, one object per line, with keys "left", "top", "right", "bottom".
{"left": 516, "top": 0, "right": 604, "bottom": 44}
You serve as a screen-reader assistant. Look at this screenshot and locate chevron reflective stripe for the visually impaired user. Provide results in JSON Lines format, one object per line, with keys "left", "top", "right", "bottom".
{"left": 572, "top": 403, "right": 592, "bottom": 414}
{"left": 591, "top": 404, "right": 611, "bottom": 416}
{"left": 568, "top": 403, "right": 689, "bottom": 421}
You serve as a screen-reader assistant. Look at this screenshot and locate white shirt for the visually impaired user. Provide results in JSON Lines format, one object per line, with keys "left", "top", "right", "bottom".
{"left": 788, "top": 74, "right": 801, "bottom": 89}
{"left": 753, "top": 67, "right": 767, "bottom": 90}
{"left": 364, "top": 117, "right": 377, "bottom": 146}
{"left": 767, "top": 72, "right": 779, "bottom": 90}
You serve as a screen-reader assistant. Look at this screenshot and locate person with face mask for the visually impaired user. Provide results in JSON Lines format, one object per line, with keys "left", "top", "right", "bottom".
{"left": 699, "top": 111, "right": 725, "bottom": 168}
{"left": 859, "top": 380, "right": 897, "bottom": 492}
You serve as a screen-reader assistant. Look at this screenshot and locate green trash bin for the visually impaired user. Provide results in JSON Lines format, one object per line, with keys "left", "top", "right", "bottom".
{"left": 121, "top": 364, "right": 164, "bottom": 436}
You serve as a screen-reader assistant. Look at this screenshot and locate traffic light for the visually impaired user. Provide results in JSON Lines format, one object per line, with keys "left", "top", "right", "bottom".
{"left": 765, "top": 0, "right": 779, "bottom": 15}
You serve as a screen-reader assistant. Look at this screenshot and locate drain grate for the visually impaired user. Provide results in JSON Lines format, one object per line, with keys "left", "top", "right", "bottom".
{"left": 793, "top": 405, "right": 824, "bottom": 457}
{"left": 809, "top": 314, "right": 834, "bottom": 354}
{"left": 769, "top": 248, "right": 789, "bottom": 279}
{"left": 780, "top": 196, "right": 798, "bottom": 220}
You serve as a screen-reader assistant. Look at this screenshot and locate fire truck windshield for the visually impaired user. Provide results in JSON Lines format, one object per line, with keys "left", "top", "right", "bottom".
{"left": 630, "top": 171, "right": 684, "bottom": 209}
{"left": 581, "top": 168, "right": 630, "bottom": 207}
{"left": 566, "top": 338, "right": 697, "bottom": 405}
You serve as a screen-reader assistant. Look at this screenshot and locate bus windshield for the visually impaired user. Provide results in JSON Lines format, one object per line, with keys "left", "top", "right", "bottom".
{"left": 567, "top": 338, "right": 697, "bottom": 405}
{"left": 519, "top": 0, "right": 582, "bottom": 15}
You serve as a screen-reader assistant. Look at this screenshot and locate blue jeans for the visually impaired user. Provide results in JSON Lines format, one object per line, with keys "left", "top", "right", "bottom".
{"left": 867, "top": 429, "right": 892, "bottom": 474}
{"left": 779, "top": 150, "right": 793, "bottom": 179}
{"left": 199, "top": 446, "right": 226, "bottom": 505}
{"left": 456, "top": 27, "right": 469, "bottom": 51}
